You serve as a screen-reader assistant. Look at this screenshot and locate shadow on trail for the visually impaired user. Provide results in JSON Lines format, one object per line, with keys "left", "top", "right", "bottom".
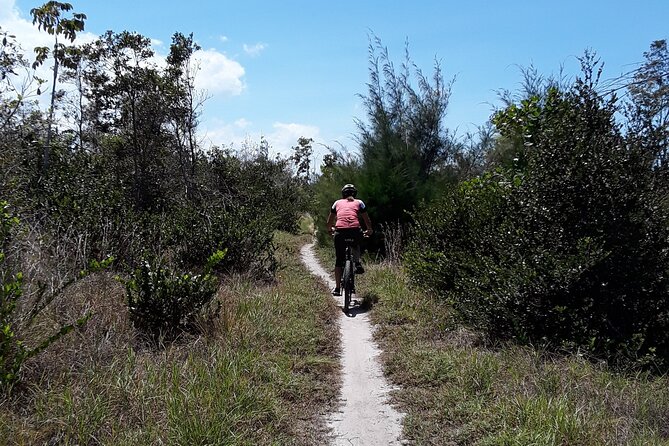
{"left": 342, "top": 292, "right": 379, "bottom": 317}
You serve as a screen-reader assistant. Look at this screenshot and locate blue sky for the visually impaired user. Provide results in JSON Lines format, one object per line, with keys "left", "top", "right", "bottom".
{"left": 2, "top": 0, "right": 668, "bottom": 161}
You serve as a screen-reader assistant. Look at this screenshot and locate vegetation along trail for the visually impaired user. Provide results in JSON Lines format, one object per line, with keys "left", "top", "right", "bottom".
{"left": 300, "top": 242, "right": 405, "bottom": 445}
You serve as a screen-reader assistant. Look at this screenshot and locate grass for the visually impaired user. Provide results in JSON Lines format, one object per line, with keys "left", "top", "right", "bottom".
{"left": 297, "top": 213, "right": 315, "bottom": 236}
{"left": 1, "top": 232, "right": 340, "bottom": 445}
{"left": 360, "top": 263, "right": 669, "bottom": 445}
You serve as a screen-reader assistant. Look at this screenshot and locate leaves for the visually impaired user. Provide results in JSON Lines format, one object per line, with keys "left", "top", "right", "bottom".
{"left": 407, "top": 56, "right": 669, "bottom": 371}
{"left": 30, "top": 2, "right": 85, "bottom": 43}
{"left": 1, "top": 205, "right": 91, "bottom": 387}
{"left": 124, "top": 258, "right": 220, "bottom": 340}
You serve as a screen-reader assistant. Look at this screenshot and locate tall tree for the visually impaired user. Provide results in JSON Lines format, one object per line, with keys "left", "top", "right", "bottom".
{"left": 356, "top": 36, "right": 456, "bottom": 224}
{"left": 290, "top": 136, "right": 313, "bottom": 184}
{"left": 30, "top": 1, "right": 86, "bottom": 173}
{"left": 627, "top": 40, "right": 669, "bottom": 169}
{"left": 71, "top": 31, "right": 171, "bottom": 211}
{"left": 165, "top": 32, "right": 204, "bottom": 200}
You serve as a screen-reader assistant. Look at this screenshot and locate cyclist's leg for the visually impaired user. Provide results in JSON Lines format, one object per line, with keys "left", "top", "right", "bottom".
{"left": 354, "top": 229, "right": 364, "bottom": 273}
{"left": 334, "top": 267, "right": 342, "bottom": 291}
{"left": 333, "top": 231, "right": 345, "bottom": 294}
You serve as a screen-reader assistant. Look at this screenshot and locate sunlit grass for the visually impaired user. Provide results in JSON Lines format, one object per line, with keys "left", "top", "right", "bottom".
{"left": 363, "top": 264, "right": 669, "bottom": 445}
{"left": 297, "top": 213, "right": 315, "bottom": 235}
{"left": 1, "top": 232, "right": 339, "bottom": 445}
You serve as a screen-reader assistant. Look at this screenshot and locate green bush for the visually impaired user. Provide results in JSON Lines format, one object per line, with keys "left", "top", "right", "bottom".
{"left": 125, "top": 251, "right": 225, "bottom": 340}
{"left": 169, "top": 202, "right": 277, "bottom": 280}
{"left": 406, "top": 58, "right": 669, "bottom": 370}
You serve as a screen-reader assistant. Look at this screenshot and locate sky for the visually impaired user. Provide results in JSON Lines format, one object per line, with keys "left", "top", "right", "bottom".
{"left": 2, "top": 0, "right": 668, "bottom": 162}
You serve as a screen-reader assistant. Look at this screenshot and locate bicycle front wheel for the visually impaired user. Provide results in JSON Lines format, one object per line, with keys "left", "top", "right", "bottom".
{"left": 343, "top": 259, "right": 354, "bottom": 311}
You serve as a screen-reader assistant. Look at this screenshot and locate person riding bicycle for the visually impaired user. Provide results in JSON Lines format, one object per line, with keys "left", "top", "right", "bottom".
{"left": 326, "top": 183, "right": 373, "bottom": 296}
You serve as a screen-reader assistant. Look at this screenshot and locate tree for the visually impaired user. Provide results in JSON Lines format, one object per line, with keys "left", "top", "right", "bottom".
{"left": 0, "top": 28, "right": 47, "bottom": 206}
{"left": 355, "top": 36, "right": 457, "bottom": 225}
{"left": 30, "top": 1, "right": 86, "bottom": 173}
{"left": 290, "top": 136, "right": 313, "bottom": 183}
{"left": 165, "top": 32, "right": 205, "bottom": 200}
{"left": 407, "top": 53, "right": 669, "bottom": 370}
{"left": 627, "top": 40, "right": 669, "bottom": 170}
{"left": 75, "top": 31, "right": 171, "bottom": 211}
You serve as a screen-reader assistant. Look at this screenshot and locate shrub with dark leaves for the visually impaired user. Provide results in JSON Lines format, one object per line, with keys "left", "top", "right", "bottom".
{"left": 125, "top": 251, "right": 225, "bottom": 340}
{"left": 406, "top": 56, "right": 669, "bottom": 370}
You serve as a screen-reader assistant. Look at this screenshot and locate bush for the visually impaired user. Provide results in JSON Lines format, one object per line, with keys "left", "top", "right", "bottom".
{"left": 169, "top": 201, "right": 277, "bottom": 280}
{"left": 125, "top": 250, "right": 225, "bottom": 340}
{"left": 406, "top": 58, "right": 669, "bottom": 370}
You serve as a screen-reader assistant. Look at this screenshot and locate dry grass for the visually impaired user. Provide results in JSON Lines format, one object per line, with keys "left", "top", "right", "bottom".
{"left": 1, "top": 232, "right": 340, "bottom": 445}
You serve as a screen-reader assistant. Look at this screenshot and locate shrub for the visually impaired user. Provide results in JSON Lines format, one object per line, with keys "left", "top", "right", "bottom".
{"left": 125, "top": 250, "right": 225, "bottom": 340}
{"left": 406, "top": 58, "right": 669, "bottom": 370}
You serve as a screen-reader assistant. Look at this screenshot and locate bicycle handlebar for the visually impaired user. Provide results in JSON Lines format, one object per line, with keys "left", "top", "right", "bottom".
{"left": 329, "top": 228, "right": 372, "bottom": 237}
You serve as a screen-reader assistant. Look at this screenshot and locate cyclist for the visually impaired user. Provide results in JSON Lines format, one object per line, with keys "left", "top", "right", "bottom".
{"left": 326, "top": 183, "right": 373, "bottom": 296}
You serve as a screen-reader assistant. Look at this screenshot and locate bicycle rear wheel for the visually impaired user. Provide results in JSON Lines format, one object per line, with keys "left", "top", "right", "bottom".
{"left": 343, "top": 259, "right": 354, "bottom": 311}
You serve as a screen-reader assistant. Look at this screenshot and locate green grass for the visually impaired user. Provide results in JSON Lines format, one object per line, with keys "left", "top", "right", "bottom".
{"left": 297, "top": 213, "right": 315, "bottom": 235}
{"left": 1, "top": 232, "right": 339, "bottom": 445}
{"left": 361, "top": 263, "right": 669, "bottom": 445}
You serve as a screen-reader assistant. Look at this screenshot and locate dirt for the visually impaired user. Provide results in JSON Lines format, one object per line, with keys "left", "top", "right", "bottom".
{"left": 300, "top": 242, "right": 405, "bottom": 445}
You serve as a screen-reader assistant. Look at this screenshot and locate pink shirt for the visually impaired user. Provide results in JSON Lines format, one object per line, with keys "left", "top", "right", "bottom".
{"left": 331, "top": 198, "right": 367, "bottom": 229}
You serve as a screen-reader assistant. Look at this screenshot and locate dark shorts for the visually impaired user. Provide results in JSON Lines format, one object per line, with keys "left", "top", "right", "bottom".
{"left": 334, "top": 228, "right": 362, "bottom": 268}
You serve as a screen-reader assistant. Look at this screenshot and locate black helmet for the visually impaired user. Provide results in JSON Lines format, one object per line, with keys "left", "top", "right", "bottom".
{"left": 341, "top": 183, "right": 357, "bottom": 198}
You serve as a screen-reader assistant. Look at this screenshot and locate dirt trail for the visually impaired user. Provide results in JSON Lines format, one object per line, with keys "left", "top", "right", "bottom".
{"left": 300, "top": 242, "right": 404, "bottom": 446}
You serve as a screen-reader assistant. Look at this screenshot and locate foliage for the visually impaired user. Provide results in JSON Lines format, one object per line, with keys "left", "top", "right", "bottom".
{"left": 355, "top": 35, "right": 458, "bottom": 225}
{"left": 290, "top": 136, "right": 314, "bottom": 184}
{"left": 30, "top": 1, "right": 86, "bottom": 173}
{"left": 124, "top": 250, "right": 225, "bottom": 340}
{"left": 312, "top": 36, "right": 486, "bottom": 256}
{"left": 0, "top": 9, "right": 316, "bottom": 370}
{"left": 0, "top": 21, "right": 311, "bottom": 280}
{"left": 170, "top": 200, "right": 278, "bottom": 278}
{"left": 406, "top": 54, "right": 669, "bottom": 370}
{"left": 626, "top": 39, "right": 669, "bottom": 170}
{"left": 312, "top": 149, "right": 362, "bottom": 247}
{"left": 0, "top": 201, "right": 23, "bottom": 385}
{"left": 1, "top": 233, "right": 339, "bottom": 444}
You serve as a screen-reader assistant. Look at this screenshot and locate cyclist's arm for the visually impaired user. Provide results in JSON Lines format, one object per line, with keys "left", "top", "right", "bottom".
{"left": 361, "top": 212, "right": 373, "bottom": 236}
{"left": 326, "top": 210, "right": 336, "bottom": 234}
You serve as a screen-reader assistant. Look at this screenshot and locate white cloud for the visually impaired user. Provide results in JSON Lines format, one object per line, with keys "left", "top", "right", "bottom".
{"left": 150, "top": 38, "right": 164, "bottom": 49}
{"left": 268, "top": 122, "right": 320, "bottom": 155}
{"left": 200, "top": 117, "right": 254, "bottom": 150}
{"left": 0, "top": 0, "right": 245, "bottom": 99}
{"left": 243, "top": 42, "right": 267, "bottom": 57}
{"left": 201, "top": 119, "right": 321, "bottom": 158}
{"left": 219, "top": 35, "right": 229, "bottom": 43}
{"left": 193, "top": 48, "right": 245, "bottom": 95}
{"left": 234, "top": 118, "right": 251, "bottom": 129}
{"left": 0, "top": 0, "right": 19, "bottom": 22}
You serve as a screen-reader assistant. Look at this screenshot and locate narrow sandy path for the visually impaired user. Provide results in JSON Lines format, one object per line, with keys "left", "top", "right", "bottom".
{"left": 300, "top": 242, "right": 404, "bottom": 446}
